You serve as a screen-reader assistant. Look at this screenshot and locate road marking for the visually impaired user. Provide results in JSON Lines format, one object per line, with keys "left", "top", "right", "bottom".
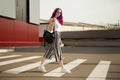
{"left": 44, "top": 59, "right": 87, "bottom": 77}
{"left": 0, "top": 56, "right": 41, "bottom": 66}
{"left": 86, "top": 61, "right": 111, "bottom": 80}
{"left": 0, "top": 55, "right": 22, "bottom": 59}
{"left": 3, "top": 58, "right": 56, "bottom": 74}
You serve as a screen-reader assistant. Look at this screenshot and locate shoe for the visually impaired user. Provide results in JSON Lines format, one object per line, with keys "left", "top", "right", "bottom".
{"left": 61, "top": 68, "right": 71, "bottom": 73}
{"left": 39, "top": 64, "right": 47, "bottom": 73}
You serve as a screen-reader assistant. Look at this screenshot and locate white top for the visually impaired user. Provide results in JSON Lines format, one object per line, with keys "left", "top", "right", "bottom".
{"left": 54, "top": 19, "right": 61, "bottom": 32}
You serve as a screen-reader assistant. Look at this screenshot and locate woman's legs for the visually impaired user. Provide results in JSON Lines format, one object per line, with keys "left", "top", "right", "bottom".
{"left": 39, "top": 44, "right": 54, "bottom": 73}
{"left": 40, "top": 57, "right": 46, "bottom": 65}
{"left": 39, "top": 31, "right": 71, "bottom": 73}
{"left": 59, "top": 60, "right": 71, "bottom": 73}
{"left": 39, "top": 56, "right": 71, "bottom": 73}
{"left": 59, "top": 60, "right": 64, "bottom": 68}
{"left": 39, "top": 57, "right": 47, "bottom": 72}
{"left": 40, "top": 57, "right": 64, "bottom": 69}
{"left": 54, "top": 32, "right": 71, "bottom": 73}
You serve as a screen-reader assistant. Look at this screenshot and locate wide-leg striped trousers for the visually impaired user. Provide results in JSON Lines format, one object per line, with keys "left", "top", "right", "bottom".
{"left": 43, "top": 31, "right": 62, "bottom": 62}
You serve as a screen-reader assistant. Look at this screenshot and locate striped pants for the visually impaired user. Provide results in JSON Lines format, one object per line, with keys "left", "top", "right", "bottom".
{"left": 43, "top": 31, "right": 63, "bottom": 62}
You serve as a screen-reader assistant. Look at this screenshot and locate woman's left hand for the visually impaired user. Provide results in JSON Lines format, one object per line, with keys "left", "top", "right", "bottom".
{"left": 60, "top": 43, "right": 64, "bottom": 47}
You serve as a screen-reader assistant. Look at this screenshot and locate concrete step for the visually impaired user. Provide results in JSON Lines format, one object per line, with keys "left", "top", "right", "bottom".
{"left": 62, "top": 39, "right": 120, "bottom": 47}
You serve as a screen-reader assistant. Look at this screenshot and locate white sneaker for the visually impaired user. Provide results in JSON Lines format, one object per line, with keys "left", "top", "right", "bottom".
{"left": 61, "top": 68, "right": 71, "bottom": 73}
{"left": 39, "top": 64, "right": 47, "bottom": 73}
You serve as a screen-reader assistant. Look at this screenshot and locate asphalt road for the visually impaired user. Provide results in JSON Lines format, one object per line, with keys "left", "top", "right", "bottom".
{"left": 0, "top": 47, "right": 120, "bottom": 80}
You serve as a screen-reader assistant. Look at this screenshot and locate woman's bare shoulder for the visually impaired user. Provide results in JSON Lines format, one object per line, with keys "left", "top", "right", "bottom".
{"left": 49, "top": 18, "right": 55, "bottom": 23}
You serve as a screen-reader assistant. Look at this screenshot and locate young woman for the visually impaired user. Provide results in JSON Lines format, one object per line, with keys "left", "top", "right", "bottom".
{"left": 39, "top": 8, "right": 71, "bottom": 73}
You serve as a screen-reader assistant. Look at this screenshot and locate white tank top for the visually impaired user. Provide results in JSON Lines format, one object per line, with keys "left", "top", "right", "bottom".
{"left": 54, "top": 19, "right": 61, "bottom": 32}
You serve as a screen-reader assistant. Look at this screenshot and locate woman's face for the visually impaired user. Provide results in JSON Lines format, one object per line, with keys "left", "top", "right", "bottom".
{"left": 55, "top": 9, "right": 62, "bottom": 18}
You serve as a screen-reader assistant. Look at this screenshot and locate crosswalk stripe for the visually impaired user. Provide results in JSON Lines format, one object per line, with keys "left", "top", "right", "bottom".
{"left": 3, "top": 58, "right": 56, "bottom": 74}
{"left": 44, "top": 59, "right": 87, "bottom": 77}
{"left": 0, "top": 55, "right": 22, "bottom": 59}
{"left": 0, "top": 56, "right": 41, "bottom": 66}
{"left": 86, "top": 61, "right": 111, "bottom": 80}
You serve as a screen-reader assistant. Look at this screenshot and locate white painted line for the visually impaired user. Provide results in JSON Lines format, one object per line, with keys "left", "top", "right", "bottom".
{"left": 3, "top": 58, "right": 56, "bottom": 74}
{"left": 0, "top": 55, "right": 22, "bottom": 59}
{"left": 44, "top": 59, "right": 87, "bottom": 77}
{"left": 0, "top": 56, "right": 41, "bottom": 66}
{"left": 86, "top": 61, "right": 111, "bottom": 80}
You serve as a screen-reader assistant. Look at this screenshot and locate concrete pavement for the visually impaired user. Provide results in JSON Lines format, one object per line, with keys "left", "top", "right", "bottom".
{"left": 0, "top": 46, "right": 120, "bottom": 80}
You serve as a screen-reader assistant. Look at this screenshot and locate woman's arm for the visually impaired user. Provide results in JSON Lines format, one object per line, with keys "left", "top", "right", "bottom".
{"left": 48, "top": 18, "right": 55, "bottom": 33}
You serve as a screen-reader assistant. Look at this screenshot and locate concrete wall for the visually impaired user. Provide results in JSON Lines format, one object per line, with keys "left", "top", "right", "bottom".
{"left": 39, "top": 23, "right": 120, "bottom": 39}
{"left": 62, "top": 29, "right": 120, "bottom": 39}
{"left": 0, "top": 17, "right": 40, "bottom": 47}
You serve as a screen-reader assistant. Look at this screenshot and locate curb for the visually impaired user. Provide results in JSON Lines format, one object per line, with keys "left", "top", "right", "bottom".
{"left": 0, "top": 49, "right": 14, "bottom": 53}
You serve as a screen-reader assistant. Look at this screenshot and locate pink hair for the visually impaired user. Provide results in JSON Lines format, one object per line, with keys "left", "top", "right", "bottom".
{"left": 51, "top": 8, "right": 63, "bottom": 25}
